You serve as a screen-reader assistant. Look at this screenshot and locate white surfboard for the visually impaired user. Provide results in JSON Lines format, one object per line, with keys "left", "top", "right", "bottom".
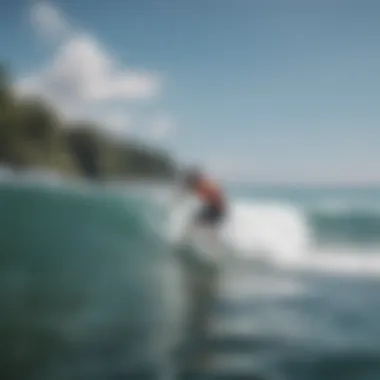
{"left": 190, "top": 228, "right": 218, "bottom": 260}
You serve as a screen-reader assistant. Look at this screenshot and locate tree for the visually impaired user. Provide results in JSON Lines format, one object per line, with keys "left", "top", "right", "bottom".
{"left": 65, "top": 124, "right": 103, "bottom": 180}
{"left": 0, "top": 63, "right": 177, "bottom": 181}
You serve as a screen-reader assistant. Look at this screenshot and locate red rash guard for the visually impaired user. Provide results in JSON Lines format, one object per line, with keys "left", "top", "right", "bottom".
{"left": 194, "top": 179, "right": 225, "bottom": 209}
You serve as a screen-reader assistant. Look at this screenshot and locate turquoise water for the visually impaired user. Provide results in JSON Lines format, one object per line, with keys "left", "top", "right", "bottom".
{"left": 1, "top": 176, "right": 380, "bottom": 379}
{"left": 0, "top": 179, "right": 184, "bottom": 379}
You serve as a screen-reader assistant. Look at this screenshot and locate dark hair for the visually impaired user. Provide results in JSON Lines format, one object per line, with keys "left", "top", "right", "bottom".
{"left": 183, "top": 167, "right": 202, "bottom": 188}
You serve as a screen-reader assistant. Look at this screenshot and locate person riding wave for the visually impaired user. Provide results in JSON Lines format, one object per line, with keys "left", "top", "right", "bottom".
{"left": 175, "top": 168, "right": 228, "bottom": 369}
{"left": 183, "top": 168, "right": 226, "bottom": 229}
{"left": 174, "top": 167, "right": 227, "bottom": 247}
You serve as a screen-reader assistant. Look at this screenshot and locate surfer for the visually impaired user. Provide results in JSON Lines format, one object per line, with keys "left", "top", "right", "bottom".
{"left": 182, "top": 167, "right": 227, "bottom": 240}
{"left": 175, "top": 167, "right": 227, "bottom": 371}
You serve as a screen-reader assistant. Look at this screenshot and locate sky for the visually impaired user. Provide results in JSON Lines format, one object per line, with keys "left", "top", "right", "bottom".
{"left": 1, "top": 0, "right": 380, "bottom": 185}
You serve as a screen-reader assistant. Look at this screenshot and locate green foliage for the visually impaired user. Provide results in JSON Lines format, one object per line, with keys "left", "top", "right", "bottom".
{"left": 0, "top": 64, "right": 176, "bottom": 180}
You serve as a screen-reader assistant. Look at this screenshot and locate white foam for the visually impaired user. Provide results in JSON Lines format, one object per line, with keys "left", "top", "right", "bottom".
{"left": 289, "top": 248, "right": 380, "bottom": 277}
{"left": 219, "top": 201, "right": 312, "bottom": 264}
{"left": 165, "top": 196, "right": 380, "bottom": 277}
{"left": 165, "top": 197, "right": 313, "bottom": 263}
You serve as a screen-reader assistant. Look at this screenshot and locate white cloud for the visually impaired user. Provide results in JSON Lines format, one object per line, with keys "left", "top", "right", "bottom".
{"left": 17, "top": 34, "right": 160, "bottom": 106}
{"left": 16, "top": 2, "right": 162, "bottom": 140}
{"left": 30, "top": 2, "right": 70, "bottom": 42}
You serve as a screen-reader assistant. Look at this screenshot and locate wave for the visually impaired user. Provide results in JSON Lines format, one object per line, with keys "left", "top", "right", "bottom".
{"left": 163, "top": 193, "right": 380, "bottom": 276}
{"left": 220, "top": 198, "right": 380, "bottom": 252}
{"left": 220, "top": 201, "right": 311, "bottom": 262}
{"left": 0, "top": 179, "right": 186, "bottom": 378}
{"left": 0, "top": 173, "right": 380, "bottom": 380}
{"left": 310, "top": 209, "right": 380, "bottom": 246}
{"left": 2, "top": 170, "right": 380, "bottom": 283}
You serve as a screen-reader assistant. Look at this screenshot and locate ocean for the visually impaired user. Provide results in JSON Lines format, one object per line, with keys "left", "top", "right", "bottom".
{"left": 0, "top": 172, "right": 380, "bottom": 379}
{"left": 206, "top": 184, "right": 380, "bottom": 379}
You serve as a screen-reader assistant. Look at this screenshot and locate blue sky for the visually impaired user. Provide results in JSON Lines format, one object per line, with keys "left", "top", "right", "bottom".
{"left": 2, "top": 0, "right": 380, "bottom": 184}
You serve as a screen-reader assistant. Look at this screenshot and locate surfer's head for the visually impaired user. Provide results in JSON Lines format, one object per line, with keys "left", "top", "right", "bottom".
{"left": 183, "top": 167, "right": 202, "bottom": 189}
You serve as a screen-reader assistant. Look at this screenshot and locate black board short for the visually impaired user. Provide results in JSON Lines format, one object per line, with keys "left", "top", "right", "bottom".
{"left": 196, "top": 204, "right": 225, "bottom": 226}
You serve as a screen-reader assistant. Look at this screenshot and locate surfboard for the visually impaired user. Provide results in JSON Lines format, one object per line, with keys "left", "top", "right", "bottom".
{"left": 191, "top": 228, "right": 220, "bottom": 264}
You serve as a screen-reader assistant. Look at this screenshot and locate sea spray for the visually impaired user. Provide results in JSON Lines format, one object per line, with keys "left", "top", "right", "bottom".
{"left": 164, "top": 188, "right": 380, "bottom": 276}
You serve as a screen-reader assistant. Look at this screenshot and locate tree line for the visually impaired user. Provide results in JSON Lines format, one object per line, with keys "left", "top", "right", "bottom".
{"left": 0, "top": 65, "right": 177, "bottom": 181}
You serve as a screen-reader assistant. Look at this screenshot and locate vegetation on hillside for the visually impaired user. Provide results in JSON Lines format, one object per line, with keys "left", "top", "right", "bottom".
{"left": 0, "top": 65, "right": 176, "bottom": 181}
